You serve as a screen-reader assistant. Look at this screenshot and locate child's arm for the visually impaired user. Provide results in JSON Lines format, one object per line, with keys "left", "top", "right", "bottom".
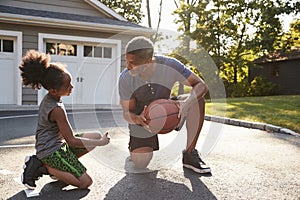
{"left": 49, "top": 107, "right": 110, "bottom": 148}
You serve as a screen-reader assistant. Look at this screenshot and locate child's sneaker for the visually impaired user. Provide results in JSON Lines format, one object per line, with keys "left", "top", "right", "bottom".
{"left": 21, "top": 155, "right": 45, "bottom": 189}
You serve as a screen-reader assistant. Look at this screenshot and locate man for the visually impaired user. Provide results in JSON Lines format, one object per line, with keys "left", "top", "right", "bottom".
{"left": 118, "top": 36, "right": 211, "bottom": 173}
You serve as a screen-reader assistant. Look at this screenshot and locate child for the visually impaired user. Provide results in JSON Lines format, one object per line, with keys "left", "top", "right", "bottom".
{"left": 19, "top": 50, "right": 110, "bottom": 189}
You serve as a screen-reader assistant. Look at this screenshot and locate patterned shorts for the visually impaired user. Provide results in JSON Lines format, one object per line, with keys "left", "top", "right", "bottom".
{"left": 41, "top": 136, "right": 87, "bottom": 178}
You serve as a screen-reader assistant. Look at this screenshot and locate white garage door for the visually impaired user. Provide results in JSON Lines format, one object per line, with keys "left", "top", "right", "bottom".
{"left": 42, "top": 38, "right": 120, "bottom": 105}
{"left": 0, "top": 37, "right": 16, "bottom": 104}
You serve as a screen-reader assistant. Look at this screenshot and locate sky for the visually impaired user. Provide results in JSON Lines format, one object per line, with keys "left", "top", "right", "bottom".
{"left": 140, "top": 0, "right": 178, "bottom": 31}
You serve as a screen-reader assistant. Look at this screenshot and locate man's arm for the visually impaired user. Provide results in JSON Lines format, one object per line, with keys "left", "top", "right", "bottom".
{"left": 120, "top": 98, "right": 149, "bottom": 128}
{"left": 177, "top": 73, "right": 208, "bottom": 117}
{"left": 181, "top": 72, "right": 208, "bottom": 103}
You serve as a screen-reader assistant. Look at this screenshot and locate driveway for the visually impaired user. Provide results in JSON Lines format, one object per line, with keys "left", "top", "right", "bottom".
{"left": 0, "top": 112, "right": 299, "bottom": 200}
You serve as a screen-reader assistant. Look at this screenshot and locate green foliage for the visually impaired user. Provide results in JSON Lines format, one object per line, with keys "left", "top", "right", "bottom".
{"left": 223, "top": 76, "right": 279, "bottom": 97}
{"left": 172, "top": 0, "right": 299, "bottom": 86}
{"left": 248, "top": 76, "right": 278, "bottom": 96}
{"left": 224, "top": 79, "right": 249, "bottom": 98}
{"left": 99, "top": 0, "right": 144, "bottom": 23}
{"left": 280, "top": 19, "right": 300, "bottom": 51}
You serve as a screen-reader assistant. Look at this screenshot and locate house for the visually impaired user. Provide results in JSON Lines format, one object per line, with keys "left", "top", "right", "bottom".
{"left": 0, "top": 0, "right": 153, "bottom": 106}
{"left": 250, "top": 47, "right": 300, "bottom": 95}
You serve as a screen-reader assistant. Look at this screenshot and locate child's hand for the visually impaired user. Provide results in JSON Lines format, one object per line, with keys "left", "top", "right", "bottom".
{"left": 100, "top": 132, "right": 110, "bottom": 145}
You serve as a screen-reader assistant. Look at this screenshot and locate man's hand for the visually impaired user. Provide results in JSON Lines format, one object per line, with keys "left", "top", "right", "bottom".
{"left": 177, "top": 99, "right": 189, "bottom": 119}
{"left": 133, "top": 106, "right": 150, "bottom": 130}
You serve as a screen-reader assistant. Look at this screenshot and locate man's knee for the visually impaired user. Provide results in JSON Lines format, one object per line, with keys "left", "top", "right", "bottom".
{"left": 189, "top": 96, "right": 205, "bottom": 108}
{"left": 130, "top": 148, "right": 153, "bottom": 169}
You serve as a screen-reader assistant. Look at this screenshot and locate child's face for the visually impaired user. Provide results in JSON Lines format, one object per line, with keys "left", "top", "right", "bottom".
{"left": 57, "top": 73, "right": 73, "bottom": 97}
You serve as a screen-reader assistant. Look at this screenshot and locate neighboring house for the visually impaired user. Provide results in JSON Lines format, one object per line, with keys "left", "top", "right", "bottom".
{"left": 250, "top": 47, "right": 300, "bottom": 95}
{"left": 0, "top": 0, "right": 153, "bottom": 106}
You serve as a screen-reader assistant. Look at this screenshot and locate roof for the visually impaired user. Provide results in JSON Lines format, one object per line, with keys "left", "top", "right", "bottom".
{"left": 85, "top": 0, "right": 127, "bottom": 21}
{"left": 255, "top": 47, "right": 300, "bottom": 64}
{"left": 0, "top": 5, "right": 154, "bottom": 34}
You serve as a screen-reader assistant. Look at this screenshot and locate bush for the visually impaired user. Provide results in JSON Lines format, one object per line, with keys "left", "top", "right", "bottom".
{"left": 248, "top": 76, "right": 278, "bottom": 96}
{"left": 224, "top": 79, "right": 249, "bottom": 97}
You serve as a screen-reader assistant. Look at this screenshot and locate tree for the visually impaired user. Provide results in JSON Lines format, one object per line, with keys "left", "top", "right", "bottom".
{"left": 99, "top": 0, "right": 164, "bottom": 43}
{"left": 145, "top": 0, "right": 163, "bottom": 43}
{"left": 99, "top": 0, "right": 144, "bottom": 24}
{"left": 173, "top": 0, "right": 298, "bottom": 96}
{"left": 280, "top": 19, "right": 300, "bottom": 51}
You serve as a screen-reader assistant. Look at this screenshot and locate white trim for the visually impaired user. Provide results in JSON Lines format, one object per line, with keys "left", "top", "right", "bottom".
{"left": 0, "top": 13, "right": 154, "bottom": 35}
{"left": 39, "top": 33, "right": 122, "bottom": 45}
{"left": 85, "top": 0, "right": 127, "bottom": 21}
{"left": 0, "top": 30, "right": 22, "bottom": 105}
{"left": 38, "top": 33, "right": 121, "bottom": 105}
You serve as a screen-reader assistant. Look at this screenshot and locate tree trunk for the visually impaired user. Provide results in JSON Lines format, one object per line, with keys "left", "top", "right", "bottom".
{"left": 146, "top": 0, "right": 152, "bottom": 28}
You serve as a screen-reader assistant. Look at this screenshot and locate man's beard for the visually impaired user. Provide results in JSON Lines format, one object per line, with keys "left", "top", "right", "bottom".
{"left": 129, "top": 66, "right": 147, "bottom": 77}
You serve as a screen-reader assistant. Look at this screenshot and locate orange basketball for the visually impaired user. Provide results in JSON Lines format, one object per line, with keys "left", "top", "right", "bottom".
{"left": 144, "top": 99, "right": 180, "bottom": 134}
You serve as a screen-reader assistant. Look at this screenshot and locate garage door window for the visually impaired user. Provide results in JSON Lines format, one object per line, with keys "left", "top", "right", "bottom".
{"left": 46, "top": 42, "right": 77, "bottom": 56}
{"left": 104, "top": 47, "right": 112, "bottom": 58}
{"left": 0, "top": 39, "right": 14, "bottom": 53}
{"left": 84, "top": 45, "right": 112, "bottom": 58}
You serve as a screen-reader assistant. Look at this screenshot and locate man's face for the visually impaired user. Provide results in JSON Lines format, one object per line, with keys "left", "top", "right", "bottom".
{"left": 126, "top": 53, "right": 150, "bottom": 77}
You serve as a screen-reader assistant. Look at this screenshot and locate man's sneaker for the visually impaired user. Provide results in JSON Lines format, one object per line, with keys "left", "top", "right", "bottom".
{"left": 182, "top": 149, "right": 211, "bottom": 174}
{"left": 21, "top": 155, "right": 44, "bottom": 189}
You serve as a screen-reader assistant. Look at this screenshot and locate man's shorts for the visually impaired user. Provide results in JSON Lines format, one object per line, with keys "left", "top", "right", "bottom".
{"left": 129, "top": 134, "right": 159, "bottom": 152}
{"left": 41, "top": 134, "right": 87, "bottom": 178}
{"left": 128, "top": 96, "right": 187, "bottom": 152}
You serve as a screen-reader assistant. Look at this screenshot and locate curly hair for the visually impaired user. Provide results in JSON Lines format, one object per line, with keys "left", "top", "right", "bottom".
{"left": 19, "top": 50, "right": 67, "bottom": 90}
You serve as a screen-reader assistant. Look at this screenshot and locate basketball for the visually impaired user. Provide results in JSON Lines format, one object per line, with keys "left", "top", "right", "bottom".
{"left": 144, "top": 99, "right": 181, "bottom": 134}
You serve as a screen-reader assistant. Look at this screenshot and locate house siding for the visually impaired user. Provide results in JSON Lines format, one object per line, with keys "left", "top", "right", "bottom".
{"left": 0, "top": 0, "right": 152, "bottom": 105}
{"left": 250, "top": 59, "right": 300, "bottom": 95}
{"left": 1, "top": 0, "right": 105, "bottom": 17}
{"left": 0, "top": 21, "right": 138, "bottom": 104}
{"left": 0, "top": 21, "right": 129, "bottom": 52}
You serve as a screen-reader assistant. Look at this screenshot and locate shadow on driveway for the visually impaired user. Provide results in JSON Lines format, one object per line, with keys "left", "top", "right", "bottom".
{"left": 8, "top": 181, "right": 90, "bottom": 200}
{"left": 104, "top": 169, "right": 216, "bottom": 200}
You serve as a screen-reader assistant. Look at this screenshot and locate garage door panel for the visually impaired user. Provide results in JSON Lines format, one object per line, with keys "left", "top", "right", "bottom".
{"left": 42, "top": 38, "right": 120, "bottom": 105}
{"left": 94, "top": 64, "right": 117, "bottom": 104}
{"left": 81, "top": 62, "right": 116, "bottom": 104}
{"left": 0, "top": 59, "right": 14, "bottom": 104}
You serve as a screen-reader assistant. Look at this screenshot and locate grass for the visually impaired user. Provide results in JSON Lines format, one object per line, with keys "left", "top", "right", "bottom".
{"left": 205, "top": 95, "right": 300, "bottom": 133}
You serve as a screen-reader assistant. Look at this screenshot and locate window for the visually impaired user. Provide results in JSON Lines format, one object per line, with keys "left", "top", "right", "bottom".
{"left": 94, "top": 46, "right": 102, "bottom": 58}
{"left": 46, "top": 42, "right": 77, "bottom": 56}
{"left": 46, "top": 43, "right": 56, "bottom": 54}
{"left": 0, "top": 39, "right": 14, "bottom": 53}
{"left": 104, "top": 47, "right": 112, "bottom": 58}
{"left": 84, "top": 46, "right": 93, "bottom": 57}
{"left": 83, "top": 45, "right": 112, "bottom": 58}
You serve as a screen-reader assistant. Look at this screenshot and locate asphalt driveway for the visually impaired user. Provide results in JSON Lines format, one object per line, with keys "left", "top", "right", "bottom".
{"left": 0, "top": 118, "right": 299, "bottom": 200}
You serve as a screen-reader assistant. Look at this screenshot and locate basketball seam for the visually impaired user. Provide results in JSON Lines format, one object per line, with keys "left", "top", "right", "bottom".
{"left": 145, "top": 100, "right": 178, "bottom": 117}
{"left": 147, "top": 112, "right": 179, "bottom": 120}
{"left": 147, "top": 101, "right": 177, "bottom": 111}
{"left": 145, "top": 99, "right": 180, "bottom": 134}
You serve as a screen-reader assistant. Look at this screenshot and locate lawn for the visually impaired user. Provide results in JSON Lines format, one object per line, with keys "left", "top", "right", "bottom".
{"left": 205, "top": 95, "right": 300, "bottom": 133}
